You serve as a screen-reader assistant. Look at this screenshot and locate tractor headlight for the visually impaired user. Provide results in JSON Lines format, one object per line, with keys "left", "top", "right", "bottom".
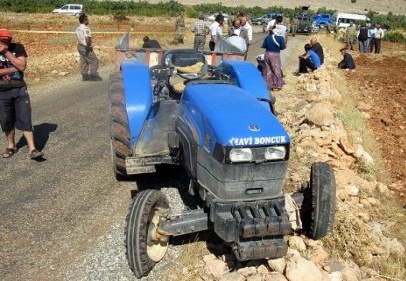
{"left": 229, "top": 148, "right": 253, "bottom": 162}
{"left": 264, "top": 146, "right": 286, "bottom": 160}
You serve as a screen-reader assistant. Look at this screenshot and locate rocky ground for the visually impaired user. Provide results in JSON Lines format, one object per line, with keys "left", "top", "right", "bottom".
{"left": 1, "top": 13, "right": 406, "bottom": 281}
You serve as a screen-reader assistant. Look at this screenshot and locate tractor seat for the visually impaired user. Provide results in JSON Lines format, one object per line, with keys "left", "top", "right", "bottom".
{"left": 166, "top": 51, "right": 207, "bottom": 94}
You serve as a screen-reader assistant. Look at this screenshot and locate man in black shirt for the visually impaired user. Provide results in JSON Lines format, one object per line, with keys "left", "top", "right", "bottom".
{"left": 142, "top": 36, "right": 161, "bottom": 49}
{"left": 0, "top": 29, "right": 44, "bottom": 159}
{"left": 338, "top": 47, "right": 355, "bottom": 70}
{"left": 310, "top": 37, "right": 324, "bottom": 65}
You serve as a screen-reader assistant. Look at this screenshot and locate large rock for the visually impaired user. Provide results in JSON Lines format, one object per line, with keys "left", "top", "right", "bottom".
{"left": 306, "top": 103, "right": 335, "bottom": 126}
{"left": 288, "top": 236, "right": 307, "bottom": 252}
{"left": 267, "top": 257, "right": 286, "bottom": 274}
{"left": 285, "top": 256, "right": 325, "bottom": 281}
{"left": 204, "top": 256, "right": 228, "bottom": 278}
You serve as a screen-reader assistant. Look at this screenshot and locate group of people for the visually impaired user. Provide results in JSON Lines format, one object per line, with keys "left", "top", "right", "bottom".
{"left": 191, "top": 12, "right": 253, "bottom": 55}
{"left": 344, "top": 22, "right": 385, "bottom": 54}
{"left": 259, "top": 15, "right": 322, "bottom": 91}
{"left": 259, "top": 14, "right": 357, "bottom": 91}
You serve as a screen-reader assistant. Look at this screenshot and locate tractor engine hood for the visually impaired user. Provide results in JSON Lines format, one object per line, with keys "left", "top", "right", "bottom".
{"left": 179, "top": 83, "right": 290, "bottom": 153}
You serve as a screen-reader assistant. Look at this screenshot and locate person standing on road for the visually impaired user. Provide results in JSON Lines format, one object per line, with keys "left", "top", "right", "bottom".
{"left": 228, "top": 18, "right": 249, "bottom": 46}
{"left": 175, "top": 12, "right": 186, "bottom": 44}
{"left": 291, "top": 17, "right": 299, "bottom": 37}
{"left": 0, "top": 29, "right": 44, "bottom": 159}
{"left": 261, "top": 26, "right": 286, "bottom": 91}
{"left": 240, "top": 15, "right": 252, "bottom": 59}
{"left": 75, "top": 14, "right": 102, "bottom": 81}
{"left": 192, "top": 15, "right": 208, "bottom": 51}
{"left": 209, "top": 14, "right": 225, "bottom": 51}
{"left": 266, "top": 16, "right": 287, "bottom": 44}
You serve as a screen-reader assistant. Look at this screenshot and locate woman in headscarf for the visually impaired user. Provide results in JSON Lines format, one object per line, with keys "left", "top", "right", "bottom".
{"left": 261, "top": 26, "right": 286, "bottom": 91}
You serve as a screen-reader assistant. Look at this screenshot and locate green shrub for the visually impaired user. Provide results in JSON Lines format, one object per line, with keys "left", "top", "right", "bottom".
{"left": 384, "top": 31, "right": 406, "bottom": 43}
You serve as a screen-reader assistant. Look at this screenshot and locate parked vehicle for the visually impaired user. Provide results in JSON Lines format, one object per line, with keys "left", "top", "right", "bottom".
{"left": 110, "top": 32, "right": 336, "bottom": 279}
{"left": 312, "top": 14, "right": 332, "bottom": 28}
{"left": 253, "top": 13, "right": 282, "bottom": 25}
{"left": 295, "top": 15, "right": 315, "bottom": 33}
{"left": 52, "top": 3, "right": 84, "bottom": 16}
{"left": 330, "top": 12, "right": 370, "bottom": 28}
{"left": 294, "top": 6, "right": 315, "bottom": 34}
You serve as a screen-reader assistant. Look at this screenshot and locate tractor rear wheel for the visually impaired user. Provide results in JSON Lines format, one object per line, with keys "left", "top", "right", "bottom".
{"left": 108, "top": 72, "right": 131, "bottom": 179}
{"left": 301, "top": 162, "right": 336, "bottom": 239}
{"left": 126, "top": 190, "right": 170, "bottom": 278}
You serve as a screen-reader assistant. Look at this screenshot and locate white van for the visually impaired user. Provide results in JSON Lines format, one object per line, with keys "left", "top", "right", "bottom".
{"left": 52, "top": 4, "right": 85, "bottom": 16}
{"left": 330, "top": 12, "right": 370, "bottom": 28}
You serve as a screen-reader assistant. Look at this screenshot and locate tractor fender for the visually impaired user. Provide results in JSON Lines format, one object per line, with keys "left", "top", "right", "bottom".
{"left": 121, "top": 61, "right": 153, "bottom": 149}
{"left": 217, "top": 60, "right": 271, "bottom": 111}
{"left": 176, "top": 116, "right": 198, "bottom": 177}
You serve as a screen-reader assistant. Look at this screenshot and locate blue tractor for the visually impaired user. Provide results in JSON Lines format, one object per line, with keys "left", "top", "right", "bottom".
{"left": 108, "top": 33, "right": 336, "bottom": 278}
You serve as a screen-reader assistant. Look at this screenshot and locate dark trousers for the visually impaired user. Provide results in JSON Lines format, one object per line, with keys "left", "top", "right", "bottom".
{"left": 374, "top": 39, "right": 382, "bottom": 54}
{"left": 299, "top": 57, "right": 316, "bottom": 73}
{"left": 209, "top": 41, "right": 215, "bottom": 51}
{"left": 0, "top": 86, "right": 33, "bottom": 132}
{"left": 369, "top": 38, "right": 376, "bottom": 53}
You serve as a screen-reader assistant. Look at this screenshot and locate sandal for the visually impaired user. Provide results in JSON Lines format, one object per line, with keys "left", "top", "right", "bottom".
{"left": 29, "top": 149, "right": 44, "bottom": 159}
{"left": 2, "top": 147, "right": 16, "bottom": 158}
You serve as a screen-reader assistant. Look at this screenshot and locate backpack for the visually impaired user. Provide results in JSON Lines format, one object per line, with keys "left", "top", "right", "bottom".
{"left": 358, "top": 28, "right": 368, "bottom": 41}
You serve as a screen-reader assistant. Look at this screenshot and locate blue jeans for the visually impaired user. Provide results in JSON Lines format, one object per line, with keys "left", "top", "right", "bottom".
{"left": 358, "top": 40, "right": 368, "bottom": 53}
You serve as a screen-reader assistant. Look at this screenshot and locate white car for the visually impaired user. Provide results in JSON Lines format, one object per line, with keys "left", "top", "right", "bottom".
{"left": 53, "top": 4, "right": 85, "bottom": 16}
{"left": 206, "top": 13, "right": 229, "bottom": 21}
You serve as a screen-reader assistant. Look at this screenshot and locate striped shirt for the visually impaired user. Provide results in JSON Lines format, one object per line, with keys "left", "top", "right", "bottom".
{"left": 193, "top": 19, "right": 207, "bottom": 36}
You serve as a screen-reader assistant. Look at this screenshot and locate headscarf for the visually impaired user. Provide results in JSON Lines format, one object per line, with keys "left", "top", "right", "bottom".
{"left": 273, "top": 26, "right": 283, "bottom": 36}
{"left": 0, "top": 29, "right": 12, "bottom": 39}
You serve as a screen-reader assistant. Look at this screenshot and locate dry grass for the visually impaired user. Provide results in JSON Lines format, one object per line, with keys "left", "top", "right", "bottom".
{"left": 318, "top": 33, "right": 389, "bottom": 182}
{"left": 317, "top": 33, "right": 406, "bottom": 280}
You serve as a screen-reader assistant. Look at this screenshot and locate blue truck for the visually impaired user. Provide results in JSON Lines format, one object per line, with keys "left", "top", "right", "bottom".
{"left": 312, "top": 13, "right": 332, "bottom": 28}
{"left": 109, "top": 32, "right": 336, "bottom": 278}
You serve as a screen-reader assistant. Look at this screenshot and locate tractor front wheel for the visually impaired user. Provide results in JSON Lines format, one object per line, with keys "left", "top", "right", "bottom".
{"left": 125, "top": 190, "right": 170, "bottom": 278}
{"left": 301, "top": 162, "right": 336, "bottom": 239}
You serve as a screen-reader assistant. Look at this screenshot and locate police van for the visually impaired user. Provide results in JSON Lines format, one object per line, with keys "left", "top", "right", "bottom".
{"left": 330, "top": 12, "right": 370, "bottom": 28}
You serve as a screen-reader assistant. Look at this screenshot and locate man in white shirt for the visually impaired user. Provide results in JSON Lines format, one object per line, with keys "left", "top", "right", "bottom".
{"left": 240, "top": 15, "right": 252, "bottom": 59}
{"left": 240, "top": 16, "right": 252, "bottom": 45}
{"left": 374, "top": 24, "right": 385, "bottom": 54}
{"left": 75, "top": 14, "right": 102, "bottom": 81}
{"left": 209, "top": 14, "right": 225, "bottom": 51}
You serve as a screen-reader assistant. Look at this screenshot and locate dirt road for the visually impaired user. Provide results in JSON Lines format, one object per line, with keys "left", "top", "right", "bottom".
{"left": 0, "top": 69, "right": 135, "bottom": 280}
